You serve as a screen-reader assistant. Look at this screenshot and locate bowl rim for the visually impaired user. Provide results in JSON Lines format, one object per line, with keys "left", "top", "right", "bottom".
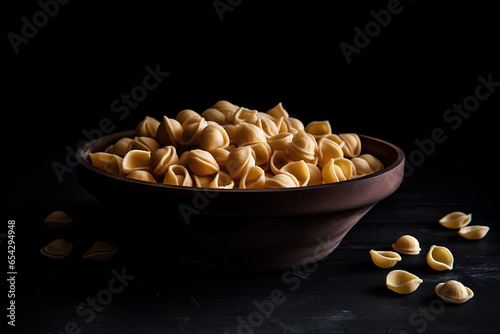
{"left": 76, "top": 129, "right": 405, "bottom": 194}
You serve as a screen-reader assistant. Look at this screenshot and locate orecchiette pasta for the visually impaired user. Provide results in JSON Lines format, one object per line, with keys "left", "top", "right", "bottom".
{"left": 91, "top": 100, "right": 384, "bottom": 188}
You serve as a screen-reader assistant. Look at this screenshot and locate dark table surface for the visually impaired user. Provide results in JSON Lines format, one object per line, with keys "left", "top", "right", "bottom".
{"left": 4, "top": 154, "right": 499, "bottom": 334}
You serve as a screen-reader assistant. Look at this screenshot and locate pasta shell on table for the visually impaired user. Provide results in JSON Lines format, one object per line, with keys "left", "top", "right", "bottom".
{"left": 104, "top": 137, "right": 133, "bottom": 157}
{"left": 236, "top": 122, "right": 267, "bottom": 146}
{"left": 351, "top": 154, "right": 384, "bottom": 178}
{"left": 83, "top": 241, "right": 118, "bottom": 261}
{"left": 280, "top": 160, "right": 310, "bottom": 187}
{"left": 306, "top": 163, "right": 323, "bottom": 186}
{"left": 209, "top": 171, "right": 234, "bottom": 189}
{"left": 156, "top": 116, "right": 183, "bottom": 147}
{"left": 233, "top": 107, "right": 259, "bottom": 125}
{"left": 163, "top": 165, "right": 193, "bottom": 187}
{"left": 267, "top": 132, "right": 293, "bottom": 151}
{"left": 426, "top": 245, "right": 454, "bottom": 271}
{"left": 179, "top": 116, "right": 208, "bottom": 146}
{"left": 283, "top": 117, "right": 304, "bottom": 135}
{"left": 386, "top": 270, "right": 423, "bottom": 294}
{"left": 40, "top": 239, "right": 73, "bottom": 259}
{"left": 198, "top": 122, "right": 230, "bottom": 152}
{"left": 339, "top": 133, "right": 361, "bottom": 158}
{"left": 226, "top": 146, "right": 256, "bottom": 180}
{"left": 126, "top": 170, "right": 157, "bottom": 183}
{"left": 150, "top": 146, "right": 179, "bottom": 177}
{"left": 247, "top": 142, "right": 272, "bottom": 166}
{"left": 458, "top": 225, "right": 490, "bottom": 240}
{"left": 127, "top": 136, "right": 160, "bottom": 153}
{"left": 239, "top": 166, "right": 266, "bottom": 189}
{"left": 90, "top": 152, "right": 125, "bottom": 176}
{"left": 265, "top": 173, "right": 299, "bottom": 188}
{"left": 369, "top": 250, "right": 402, "bottom": 268}
{"left": 193, "top": 174, "right": 213, "bottom": 188}
{"left": 266, "top": 102, "right": 289, "bottom": 119}
{"left": 270, "top": 150, "right": 292, "bottom": 175}
{"left": 136, "top": 116, "right": 160, "bottom": 138}
{"left": 322, "top": 158, "right": 355, "bottom": 184}
{"left": 43, "top": 211, "right": 73, "bottom": 229}
{"left": 187, "top": 149, "right": 220, "bottom": 176}
{"left": 392, "top": 235, "right": 421, "bottom": 255}
{"left": 435, "top": 280, "right": 474, "bottom": 304}
{"left": 438, "top": 212, "right": 472, "bottom": 229}
{"left": 201, "top": 108, "right": 226, "bottom": 125}
{"left": 212, "top": 100, "right": 240, "bottom": 124}
{"left": 305, "top": 120, "right": 332, "bottom": 139}
{"left": 122, "top": 150, "right": 152, "bottom": 173}
{"left": 317, "top": 137, "right": 344, "bottom": 169}
{"left": 176, "top": 109, "right": 200, "bottom": 125}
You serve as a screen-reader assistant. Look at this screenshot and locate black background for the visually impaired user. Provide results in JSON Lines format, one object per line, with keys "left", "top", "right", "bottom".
{"left": 3, "top": 1, "right": 500, "bottom": 333}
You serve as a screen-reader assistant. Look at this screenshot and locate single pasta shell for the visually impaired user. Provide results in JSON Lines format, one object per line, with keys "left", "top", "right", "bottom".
{"left": 126, "top": 170, "right": 157, "bottom": 183}
{"left": 386, "top": 270, "right": 423, "bottom": 294}
{"left": 458, "top": 225, "right": 490, "bottom": 240}
{"left": 212, "top": 100, "right": 240, "bottom": 123}
{"left": 209, "top": 171, "right": 234, "bottom": 189}
{"left": 201, "top": 108, "right": 226, "bottom": 125}
{"left": 270, "top": 150, "right": 292, "bottom": 175}
{"left": 176, "top": 109, "right": 200, "bottom": 125}
{"left": 306, "top": 163, "right": 323, "bottom": 186}
{"left": 156, "top": 116, "right": 183, "bottom": 147}
{"left": 41, "top": 239, "right": 73, "bottom": 259}
{"left": 265, "top": 173, "right": 298, "bottom": 188}
{"left": 90, "top": 152, "right": 125, "bottom": 176}
{"left": 122, "top": 150, "right": 152, "bottom": 173}
{"left": 435, "top": 280, "right": 473, "bottom": 304}
{"left": 338, "top": 133, "right": 361, "bottom": 158}
{"left": 226, "top": 146, "right": 256, "bottom": 180}
{"left": 267, "top": 132, "right": 293, "bottom": 151}
{"left": 236, "top": 122, "right": 267, "bottom": 146}
{"left": 426, "top": 245, "right": 454, "bottom": 271}
{"left": 43, "top": 210, "right": 73, "bottom": 229}
{"left": 83, "top": 241, "right": 118, "bottom": 261}
{"left": 198, "top": 123, "right": 230, "bottom": 152}
{"left": 180, "top": 116, "right": 208, "bottom": 146}
{"left": 280, "top": 160, "right": 310, "bottom": 187}
{"left": 150, "top": 146, "right": 179, "bottom": 177}
{"left": 305, "top": 120, "right": 332, "bottom": 138}
{"left": 266, "top": 102, "right": 289, "bottom": 119}
{"left": 163, "top": 164, "right": 193, "bottom": 187}
{"left": 193, "top": 175, "right": 213, "bottom": 188}
{"left": 127, "top": 136, "right": 160, "bottom": 153}
{"left": 317, "top": 138, "right": 344, "bottom": 169}
{"left": 283, "top": 117, "right": 304, "bottom": 134}
{"left": 369, "top": 250, "right": 402, "bottom": 268}
{"left": 239, "top": 166, "right": 266, "bottom": 189}
{"left": 187, "top": 149, "right": 220, "bottom": 176}
{"left": 392, "top": 235, "right": 421, "bottom": 255}
{"left": 439, "top": 212, "right": 472, "bottom": 229}
{"left": 136, "top": 116, "right": 160, "bottom": 137}
{"left": 248, "top": 142, "right": 272, "bottom": 166}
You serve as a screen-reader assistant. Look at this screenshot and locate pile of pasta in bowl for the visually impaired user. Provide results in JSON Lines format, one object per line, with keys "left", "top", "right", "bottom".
{"left": 89, "top": 101, "right": 384, "bottom": 189}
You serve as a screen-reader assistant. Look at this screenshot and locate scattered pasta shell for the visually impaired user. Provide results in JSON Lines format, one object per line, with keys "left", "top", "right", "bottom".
{"left": 122, "top": 150, "right": 152, "bottom": 173}
{"left": 392, "top": 235, "right": 421, "bottom": 255}
{"left": 426, "top": 245, "right": 454, "bottom": 271}
{"left": 187, "top": 149, "right": 220, "bottom": 176}
{"left": 435, "top": 280, "right": 473, "bottom": 304}
{"left": 83, "top": 241, "right": 118, "bottom": 261}
{"left": 163, "top": 165, "right": 193, "bottom": 187}
{"left": 40, "top": 239, "right": 73, "bottom": 259}
{"left": 458, "top": 225, "right": 490, "bottom": 240}
{"left": 386, "top": 270, "right": 423, "bottom": 294}
{"left": 136, "top": 116, "right": 160, "bottom": 138}
{"left": 369, "top": 250, "right": 402, "bottom": 268}
{"left": 439, "top": 212, "right": 472, "bottom": 229}
{"left": 156, "top": 116, "right": 183, "bottom": 147}
{"left": 43, "top": 211, "right": 73, "bottom": 229}
{"left": 126, "top": 170, "right": 157, "bottom": 183}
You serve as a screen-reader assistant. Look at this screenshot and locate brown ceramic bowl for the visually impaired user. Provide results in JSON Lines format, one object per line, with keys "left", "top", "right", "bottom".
{"left": 76, "top": 130, "right": 404, "bottom": 272}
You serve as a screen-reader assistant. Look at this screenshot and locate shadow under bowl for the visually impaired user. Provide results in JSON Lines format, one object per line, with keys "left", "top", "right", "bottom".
{"left": 76, "top": 130, "right": 404, "bottom": 272}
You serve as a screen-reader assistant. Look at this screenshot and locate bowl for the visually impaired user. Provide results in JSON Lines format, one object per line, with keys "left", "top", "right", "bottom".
{"left": 76, "top": 130, "right": 404, "bottom": 272}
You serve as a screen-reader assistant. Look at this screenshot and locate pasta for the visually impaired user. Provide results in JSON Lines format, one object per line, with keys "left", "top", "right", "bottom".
{"left": 426, "top": 245, "right": 454, "bottom": 271}
{"left": 392, "top": 235, "right": 421, "bottom": 255}
{"left": 40, "top": 239, "right": 73, "bottom": 260}
{"left": 435, "top": 280, "right": 473, "bottom": 304}
{"left": 90, "top": 100, "right": 385, "bottom": 187}
{"left": 386, "top": 270, "right": 423, "bottom": 294}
